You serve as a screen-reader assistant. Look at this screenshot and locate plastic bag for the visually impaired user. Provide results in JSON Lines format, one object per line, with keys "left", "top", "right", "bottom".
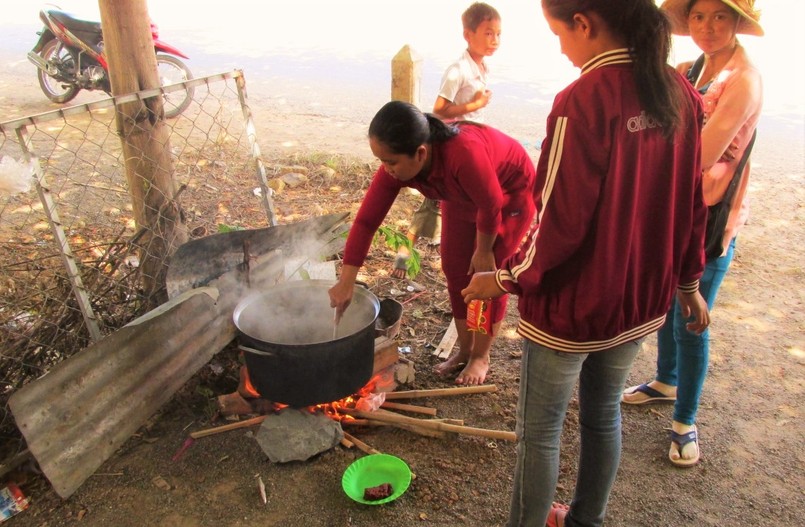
{"left": 355, "top": 391, "right": 386, "bottom": 412}
{"left": 1, "top": 483, "right": 30, "bottom": 522}
{"left": 0, "top": 156, "right": 33, "bottom": 195}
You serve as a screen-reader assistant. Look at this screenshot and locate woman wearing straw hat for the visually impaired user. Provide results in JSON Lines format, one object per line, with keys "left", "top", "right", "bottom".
{"left": 623, "top": 0, "right": 763, "bottom": 468}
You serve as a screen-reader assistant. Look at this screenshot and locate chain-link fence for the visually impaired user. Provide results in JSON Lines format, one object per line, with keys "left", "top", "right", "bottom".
{"left": 0, "top": 71, "right": 277, "bottom": 457}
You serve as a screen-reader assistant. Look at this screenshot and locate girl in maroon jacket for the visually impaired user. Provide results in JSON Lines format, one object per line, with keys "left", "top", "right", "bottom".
{"left": 328, "top": 100, "right": 537, "bottom": 385}
{"left": 462, "top": 0, "right": 710, "bottom": 525}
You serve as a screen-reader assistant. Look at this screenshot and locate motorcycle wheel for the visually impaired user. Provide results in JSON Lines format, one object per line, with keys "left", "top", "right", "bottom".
{"left": 156, "top": 54, "right": 194, "bottom": 118}
{"left": 37, "top": 39, "right": 80, "bottom": 104}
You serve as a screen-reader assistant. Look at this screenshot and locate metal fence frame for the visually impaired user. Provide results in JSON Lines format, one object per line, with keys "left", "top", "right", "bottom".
{"left": 0, "top": 70, "right": 275, "bottom": 399}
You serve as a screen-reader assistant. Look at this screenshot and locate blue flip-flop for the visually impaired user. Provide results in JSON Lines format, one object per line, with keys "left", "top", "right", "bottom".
{"left": 669, "top": 425, "right": 700, "bottom": 467}
{"left": 622, "top": 383, "right": 676, "bottom": 404}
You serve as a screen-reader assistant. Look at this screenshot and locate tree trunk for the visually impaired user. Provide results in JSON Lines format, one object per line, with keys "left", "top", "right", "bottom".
{"left": 98, "top": 0, "right": 188, "bottom": 306}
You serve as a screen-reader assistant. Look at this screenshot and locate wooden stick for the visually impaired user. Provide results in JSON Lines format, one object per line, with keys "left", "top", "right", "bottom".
{"left": 372, "top": 409, "right": 447, "bottom": 438}
{"left": 341, "top": 418, "right": 371, "bottom": 426}
{"left": 383, "top": 385, "right": 497, "bottom": 400}
{"left": 380, "top": 401, "right": 437, "bottom": 416}
{"left": 343, "top": 409, "right": 516, "bottom": 442}
{"left": 340, "top": 437, "right": 355, "bottom": 449}
{"left": 190, "top": 415, "right": 267, "bottom": 439}
{"left": 345, "top": 415, "right": 464, "bottom": 428}
{"left": 342, "top": 431, "right": 381, "bottom": 455}
{"left": 343, "top": 412, "right": 465, "bottom": 439}
{"left": 433, "top": 318, "right": 458, "bottom": 358}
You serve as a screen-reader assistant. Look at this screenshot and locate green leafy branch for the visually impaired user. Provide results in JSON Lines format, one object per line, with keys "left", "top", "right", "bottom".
{"left": 374, "top": 225, "right": 422, "bottom": 279}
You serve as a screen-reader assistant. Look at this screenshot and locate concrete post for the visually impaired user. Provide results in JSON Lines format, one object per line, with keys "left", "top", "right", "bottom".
{"left": 391, "top": 45, "right": 423, "bottom": 106}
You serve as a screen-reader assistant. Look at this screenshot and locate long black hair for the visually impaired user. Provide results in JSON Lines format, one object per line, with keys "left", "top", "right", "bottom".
{"left": 542, "top": 0, "right": 688, "bottom": 137}
{"left": 368, "top": 101, "right": 458, "bottom": 156}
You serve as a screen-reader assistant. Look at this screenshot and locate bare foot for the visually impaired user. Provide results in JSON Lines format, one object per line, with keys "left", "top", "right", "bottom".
{"left": 546, "top": 502, "right": 569, "bottom": 527}
{"left": 454, "top": 357, "right": 489, "bottom": 385}
{"left": 434, "top": 354, "right": 466, "bottom": 377}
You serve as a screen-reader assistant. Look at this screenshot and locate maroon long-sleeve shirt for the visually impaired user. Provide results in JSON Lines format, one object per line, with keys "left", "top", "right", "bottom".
{"left": 497, "top": 49, "right": 706, "bottom": 352}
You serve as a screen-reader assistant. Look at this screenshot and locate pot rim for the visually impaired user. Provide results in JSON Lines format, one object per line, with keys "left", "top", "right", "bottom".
{"left": 232, "top": 279, "right": 380, "bottom": 346}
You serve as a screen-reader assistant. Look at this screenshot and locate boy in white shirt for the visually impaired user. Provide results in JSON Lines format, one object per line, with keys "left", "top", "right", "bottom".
{"left": 393, "top": 3, "right": 502, "bottom": 283}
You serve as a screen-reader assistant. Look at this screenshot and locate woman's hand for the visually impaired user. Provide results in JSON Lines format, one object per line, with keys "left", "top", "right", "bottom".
{"left": 461, "top": 271, "right": 505, "bottom": 303}
{"left": 719, "top": 139, "right": 739, "bottom": 162}
{"left": 676, "top": 290, "right": 710, "bottom": 335}
{"left": 329, "top": 265, "right": 360, "bottom": 322}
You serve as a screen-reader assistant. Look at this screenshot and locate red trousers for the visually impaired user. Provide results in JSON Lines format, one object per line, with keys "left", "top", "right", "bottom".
{"left": 439, "top": 199, "right": 535, "bottom": 321}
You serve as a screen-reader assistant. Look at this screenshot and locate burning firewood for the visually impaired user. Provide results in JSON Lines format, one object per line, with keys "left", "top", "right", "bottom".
{"left": 383, "top": 385, "right": 497, "bottom": 400}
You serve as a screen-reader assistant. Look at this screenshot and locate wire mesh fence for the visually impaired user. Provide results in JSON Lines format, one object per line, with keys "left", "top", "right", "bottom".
{"left": 0, "top": 71, "right": 276, "bottom": 456}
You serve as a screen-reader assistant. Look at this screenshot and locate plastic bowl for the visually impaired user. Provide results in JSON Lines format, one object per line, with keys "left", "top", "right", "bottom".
{"left": 341, "top": 454, "right": 412, "bottom": 505}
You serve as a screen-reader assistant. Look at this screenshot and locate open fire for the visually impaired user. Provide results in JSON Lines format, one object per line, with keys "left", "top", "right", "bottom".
{"left": 235, "top": 363, "right": 394, "bottom": 422}
{"left": 189, "top": 334, "right": 515, "bottom": 463}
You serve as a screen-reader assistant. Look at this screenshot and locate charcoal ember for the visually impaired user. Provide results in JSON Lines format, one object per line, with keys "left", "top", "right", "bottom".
{"left": 363, "top": 482, "right": 394, "bottom": 501}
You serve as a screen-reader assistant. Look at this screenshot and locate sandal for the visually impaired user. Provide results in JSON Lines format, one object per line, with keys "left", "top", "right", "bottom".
{"left": 546, "top": 502, "right": 569, "bottom": 527}
{"left": 669, "top": 425, "right": 700, "bottom": 467}
{"left": 622, "top": 382, "right": 676, "bottom": 405}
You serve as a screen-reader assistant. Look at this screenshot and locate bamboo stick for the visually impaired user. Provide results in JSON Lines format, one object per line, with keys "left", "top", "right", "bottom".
{"left": 343, "top": 409, "right": 516, "bottom": 441}
{"left": 369, "top": 409, "right": 447, "bottom": 438}
{"left": 343, "top": 415, "right": 465, "bottom": 428}
{"left": 342, "top": 431, "right": 381, "bottom": 454}
{"left": 383, "top": 384, "right": 497, "bottom": 400}
{"left": 380, "top": 401, "right": 438, "bottom": 416}
{"left": 341, "top": 418, "right": 371, "bottom": 426}
{"left": 190, "top": 415, "right": 267, "bottom": 439}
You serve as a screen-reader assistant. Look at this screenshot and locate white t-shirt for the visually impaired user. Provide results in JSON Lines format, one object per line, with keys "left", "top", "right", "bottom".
{"left": 437, "top": 49, "right": 489, "bottom": 123}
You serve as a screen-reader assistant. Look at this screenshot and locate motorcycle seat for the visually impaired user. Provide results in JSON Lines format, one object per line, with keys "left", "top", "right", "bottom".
{"left": 48, "top": 10, "right": 102, "bottom": 37}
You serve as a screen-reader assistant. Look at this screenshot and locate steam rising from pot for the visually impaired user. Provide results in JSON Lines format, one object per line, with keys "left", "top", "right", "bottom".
{"left": 234, "top": 280, "right": 379, "bottom": 346}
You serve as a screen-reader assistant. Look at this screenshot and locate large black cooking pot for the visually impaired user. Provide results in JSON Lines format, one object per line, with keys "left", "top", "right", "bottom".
{"left": 232, "top": 280, "right": 379, "bottom": 407}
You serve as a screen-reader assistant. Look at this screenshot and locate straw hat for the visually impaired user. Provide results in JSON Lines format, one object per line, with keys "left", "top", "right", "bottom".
{"left": 661, "top": 0, "right": 764, "bottom": 36}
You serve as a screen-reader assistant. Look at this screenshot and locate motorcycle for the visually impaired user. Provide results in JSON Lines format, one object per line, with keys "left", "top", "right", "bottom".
{"left": 27, "top": 7, "right": 194, "bottom": 118}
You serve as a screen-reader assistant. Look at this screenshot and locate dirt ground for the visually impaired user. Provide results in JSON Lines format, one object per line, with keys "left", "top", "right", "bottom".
{"left": 2, "top": 89, "right": 804, "bottom": 526}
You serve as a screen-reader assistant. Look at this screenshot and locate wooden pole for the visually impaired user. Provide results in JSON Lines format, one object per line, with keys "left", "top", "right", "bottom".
{"left": 383, "top": 385, "right": 497, "bottom": 400}
{"left": 98, "top": 0, "right": 188, "bottom": 305}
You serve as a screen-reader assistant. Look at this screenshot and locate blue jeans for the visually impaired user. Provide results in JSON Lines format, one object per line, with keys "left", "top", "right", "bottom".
{"left": 508, "top": 339, "right": 642, "bottom": 527}
{"left": 656, "top": 237, "right": 736, "bottom": 425}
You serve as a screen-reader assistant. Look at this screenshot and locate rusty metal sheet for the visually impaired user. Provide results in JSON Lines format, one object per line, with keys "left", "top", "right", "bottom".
{"left": 166, "top": 212, "right": 349, "bottom": 298}
{"left": 9, "top": 284, "right": 235, "bottom": 498}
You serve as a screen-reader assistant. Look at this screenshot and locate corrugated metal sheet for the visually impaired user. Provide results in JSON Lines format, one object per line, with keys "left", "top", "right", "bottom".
{"left": 9, "top": 213, "right": 348, "bottom": 498}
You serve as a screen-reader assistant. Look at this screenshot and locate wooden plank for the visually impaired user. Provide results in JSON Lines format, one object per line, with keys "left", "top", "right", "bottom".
{"left": 372, "top": 336, "right": 400, "bottom": 374}
{"left": 432, "top": 318, "right": 458, "bottom": 358}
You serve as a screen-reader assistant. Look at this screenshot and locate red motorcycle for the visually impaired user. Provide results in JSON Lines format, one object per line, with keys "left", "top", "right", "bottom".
{"left": 27, "top": 7, "right": 194, "bottom": 118}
